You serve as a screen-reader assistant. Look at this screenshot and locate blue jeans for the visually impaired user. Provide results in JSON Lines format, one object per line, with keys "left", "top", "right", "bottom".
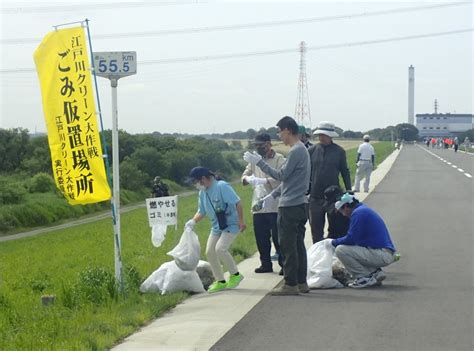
{"left": 253, "top": 213, "right": 283, "bottom": 269}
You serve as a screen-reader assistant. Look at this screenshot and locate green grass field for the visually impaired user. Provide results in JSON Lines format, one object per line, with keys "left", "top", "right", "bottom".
{"left": 0, "top": 142, "right": 394, "bottom": 350}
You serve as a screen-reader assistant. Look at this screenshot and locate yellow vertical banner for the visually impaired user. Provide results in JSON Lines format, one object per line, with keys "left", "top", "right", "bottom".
{"left": 34, "top": 26, "right": 111, "bottom": 205}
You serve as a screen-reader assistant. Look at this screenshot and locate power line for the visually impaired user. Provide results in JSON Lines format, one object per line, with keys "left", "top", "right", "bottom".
{"left": 0, "top": 1, "right": 199, "bottom": 14}
{"left": 141, "top": 28, "right": 474, "bottom": 64}
{"left": 0, "top": 2, "right": 470, "bottom": 45}
{"left": 1, "top": 28, "right": 472, "bottom": 74}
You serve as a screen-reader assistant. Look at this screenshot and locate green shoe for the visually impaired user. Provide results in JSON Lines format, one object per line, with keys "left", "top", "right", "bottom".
{"left": 394, "top": 253, "right": 401, "bottom": 262}
{"left": 226, "top": 273, "right": 244, "bottom": 289}
{"left": 207, "top": 281, "right": 227, "bottom": 293}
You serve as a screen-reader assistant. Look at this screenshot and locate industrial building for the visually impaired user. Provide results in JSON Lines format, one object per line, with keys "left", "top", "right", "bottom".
{"left": 416, "top": 112, "right": 473, "bottom": 137}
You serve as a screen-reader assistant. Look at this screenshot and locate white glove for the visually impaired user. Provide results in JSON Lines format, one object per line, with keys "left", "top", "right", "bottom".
{"left": 262, "top": 194, "right": 277, "bottom": 209}
{"left": 246, "top": 175, "right": 268, "bottom": 186}
{"left": 243, "top": 151, "right": 262, "bottom": 165}
{"left": 185, "top": 219, "right": 196, "bottom": 230}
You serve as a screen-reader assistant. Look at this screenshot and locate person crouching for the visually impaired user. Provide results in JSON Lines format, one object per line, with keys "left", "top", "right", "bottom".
{"left": 331, "top": 193, "right": 398, "bottom": 288}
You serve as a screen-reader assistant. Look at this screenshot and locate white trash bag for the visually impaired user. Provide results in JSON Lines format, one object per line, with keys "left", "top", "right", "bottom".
{"left": 167, "top": 228, "right": 201, "bottom": 271}
{"left": 151, "top": 224, "right": 167, "bottom": 247}
{"left": 307, "top": 239, "right": 343, "bottom": 289}
{"left": 140, "top": 261, "right": 205, "bottom": 295}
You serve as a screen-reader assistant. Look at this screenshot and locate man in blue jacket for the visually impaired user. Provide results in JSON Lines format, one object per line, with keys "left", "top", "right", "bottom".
{"left": 332, "top": 193, "right": 397, "bottom": 288}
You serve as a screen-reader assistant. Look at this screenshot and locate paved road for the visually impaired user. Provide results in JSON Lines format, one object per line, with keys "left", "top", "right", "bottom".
{"left": 211, "top": 144, "right": 473, "bottom": 351}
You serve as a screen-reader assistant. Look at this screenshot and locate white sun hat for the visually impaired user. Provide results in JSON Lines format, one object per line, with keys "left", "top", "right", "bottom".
{"left": 313, "top": 121, "right": 339, "bottom": 138}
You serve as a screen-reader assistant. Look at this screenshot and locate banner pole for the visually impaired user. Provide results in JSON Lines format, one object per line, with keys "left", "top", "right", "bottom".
{"left": 84, "top": 19, "right": 124, "bottom": 292}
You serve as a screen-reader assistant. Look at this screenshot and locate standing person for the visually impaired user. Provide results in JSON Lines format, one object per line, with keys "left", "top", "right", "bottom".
{"left": 242, "top": 133, "right": 286, "bottom": 274}
{"left": 298, "top": 125, "right": 313, "bottom": 149}
{"left": 243, "top": 116, "right": 310, "bottom": 295}
{"left": 453, "top": 137, "right": 459, "bottom": 153}
{"left": 332, "top": 193, "right": 398, "bottom": 288}
{"left": 308, "top": 121, "right": 352, "bottom": 244}
{"left": 150, "top": 176, "right": 169, "bottom": 198}
{"left": 354, "top": 135, "right": 375, "bottom": 193}
{"left": 185, "top": 167, "right": 246, "bottom": 293}
{"left": 464, "top": 136, "right": 470, "bottom": 152}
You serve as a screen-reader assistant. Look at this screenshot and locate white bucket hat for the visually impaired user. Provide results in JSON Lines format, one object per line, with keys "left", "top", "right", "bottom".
{"left": 363, "top": 134, "right": 370, "bottom": 141}
{"left": 313, "top": 121, "right": 339, "bottom": 138}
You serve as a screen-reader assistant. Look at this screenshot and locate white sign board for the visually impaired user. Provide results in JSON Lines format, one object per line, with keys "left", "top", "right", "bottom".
{"left": 146, "top": 195, "right": 178, "bottom": 227}
{"left": 93, "top": 51, "right": 137, "bottom": 79}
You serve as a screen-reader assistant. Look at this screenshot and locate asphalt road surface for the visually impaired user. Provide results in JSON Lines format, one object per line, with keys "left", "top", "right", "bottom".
{"left": 211, "top": 144, "right": 473, "bottom": 351}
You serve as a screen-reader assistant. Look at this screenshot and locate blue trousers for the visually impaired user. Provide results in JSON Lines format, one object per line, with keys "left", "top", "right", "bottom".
{"left": 253, "top": 213, "right": 283, "bottom": 269}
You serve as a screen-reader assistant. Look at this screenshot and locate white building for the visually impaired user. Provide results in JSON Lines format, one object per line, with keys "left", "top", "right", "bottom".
{"left": 416, "top": 113, "right": 473, "bottom": 137}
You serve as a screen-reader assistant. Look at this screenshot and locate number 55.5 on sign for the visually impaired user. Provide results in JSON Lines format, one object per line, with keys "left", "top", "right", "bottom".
{"left": 93, "top": 51, "right": 136, "bottom": 79}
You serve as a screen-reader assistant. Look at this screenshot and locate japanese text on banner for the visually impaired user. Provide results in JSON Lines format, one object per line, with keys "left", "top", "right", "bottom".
{"left": 34, "top": 26, "right": 111, "bottom": 205}
{"left": 146, "top": 196, "right": 178, "bottom": 227}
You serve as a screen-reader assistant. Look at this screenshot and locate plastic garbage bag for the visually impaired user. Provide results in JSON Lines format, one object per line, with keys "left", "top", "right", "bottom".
{"left": 196, "top": 260, "right": 214, "bottom": 290}
{"left": 167, "top": 228, "right": 201, "bottom": 271}
{"left": 251, "top": 184, "right": 267, "bottom": 212}
{"left": 151, "top": 224, "right": 167, "bottom": 247}
{"left": 307, "top": 239, "right": 344, "bottom": 289}
{"left": 140, "top": 261, "right": 205, "bottom": 295}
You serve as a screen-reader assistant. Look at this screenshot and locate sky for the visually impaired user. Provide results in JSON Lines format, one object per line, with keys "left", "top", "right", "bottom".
{"left": 0, "top": 0, "right": 472, "bottom": 134}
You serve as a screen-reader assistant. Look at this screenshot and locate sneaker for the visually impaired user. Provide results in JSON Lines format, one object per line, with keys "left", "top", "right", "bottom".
{"left": 255, "top": 266, "right": 273, "bottom": 273}
{"left": 270, "top": 254, "right": 279, "bottom": 261}
{"left": 348, "top": 275, "right": 378, "bottom": 289}
{"left": 298, "top": 282, "right": 310, "bottom": 293}
{"left": 207, "top": 281, "right": 227, "bottom": 293}
{"left": 226, "top": 274, "right": 244, "bottom": 289}
{"left": 393, "top": 253, "right": 401, "bottom": 262}
{"left": 371, "top": 268, "right": 386, "bottom": 283}
{"left": 270, "top": 284, "right": 299, "bottom": 296}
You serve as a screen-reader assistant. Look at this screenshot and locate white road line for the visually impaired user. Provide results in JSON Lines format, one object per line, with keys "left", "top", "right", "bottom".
{"left": 416, "top": 144, "right": 471, "bottom": 180}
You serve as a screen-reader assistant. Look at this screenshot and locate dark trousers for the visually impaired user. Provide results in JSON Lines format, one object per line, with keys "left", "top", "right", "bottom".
{"left": 253, "top": 213, "right": 283, "bottom": 269}
{"left": 309, "top": 198, "right": 345, "bottom": 244}
{"left": 278, "top": 204, "right": 308, "bottom": 286}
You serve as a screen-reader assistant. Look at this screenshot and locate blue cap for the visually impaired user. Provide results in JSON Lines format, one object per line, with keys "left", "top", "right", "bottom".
{"left": 188, "top": 166, "right": 212, "bottom": 181}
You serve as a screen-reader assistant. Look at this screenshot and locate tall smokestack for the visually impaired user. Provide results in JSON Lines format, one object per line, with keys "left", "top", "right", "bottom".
{"left": 408, "top": 65, "right": 415, "bottom": 125}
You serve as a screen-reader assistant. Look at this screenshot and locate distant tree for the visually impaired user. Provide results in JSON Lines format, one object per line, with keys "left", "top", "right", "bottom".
{"left": 342, "top": 130, "right": 364, "bottom": 139}
{"left": 120, "top": 157, "right": 148, "bottom": 191}
{"left": 396, "top": 123, "right": 419, "bottom": 141}
{"left": 458, "top": 129, "right": 474, "bottom": 141}
{"left": 0, "top": 128, "right": 30, "bottom": 172}
{"left": 246, "top": 128, "right": 257, "bottom": 140}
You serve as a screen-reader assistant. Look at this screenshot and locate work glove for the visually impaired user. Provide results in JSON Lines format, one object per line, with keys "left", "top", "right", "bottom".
{"left": 243, "top": 151, "right": 262, "bottom": 165}
{"left": 262, "top": 194, "right": 277, "bottom": 209}
{"left": 244, "top": 175, "right": 268, "bottom": 186}
{"left": 185, "top": 219, "right": 196, "bottom": 230}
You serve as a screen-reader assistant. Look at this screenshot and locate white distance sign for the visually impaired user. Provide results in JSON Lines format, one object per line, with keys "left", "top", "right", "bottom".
{"left": 93, "top": 51, "right": 136, "bottom": 79}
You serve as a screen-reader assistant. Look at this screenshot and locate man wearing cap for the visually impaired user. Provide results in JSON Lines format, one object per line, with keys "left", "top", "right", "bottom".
{"left": 354, "top": 135, "right": 375, "bottom": 193}
{"left": 242, "top": 133, "right": 286, "bottom": 274}
{"left": 332, "top": 193, "right": 398, "bottom": 288}
{"left": 243, "top": 116, "right": 310, "bottom": 295}
{"left": 298, "top": 125, "right": 313, "bottom": 149}
{"left": 308, "top": 121, "right": 352, "bottom": 244}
